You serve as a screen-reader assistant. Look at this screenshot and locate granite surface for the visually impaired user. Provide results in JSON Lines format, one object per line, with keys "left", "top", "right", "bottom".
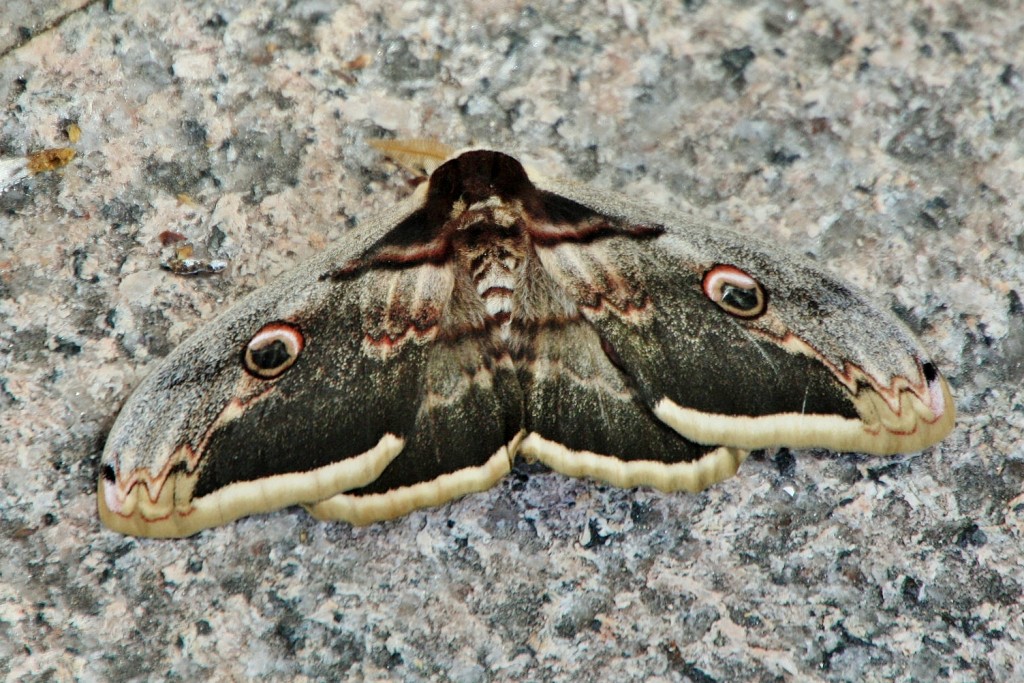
{"left": 1, "top": 0, "right": 1022, "bottom": 681}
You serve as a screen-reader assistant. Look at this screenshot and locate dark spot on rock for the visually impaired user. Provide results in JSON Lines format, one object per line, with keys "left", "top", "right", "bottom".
{"left": 773, "top": 449, "right": 796, "bottom": 478}
{"left": 274, "top": 611, "right": 305, "bottom": 654}
{"left": 101, "top": 198, "right": 145, "bottom": 229}
{"left": 381, "top": 40, "right": 440, "bottom": 83}
{"left": 721, "top": 46, "right": 755, "bottom": 79}
{"left": 144, "top": 156, "right": 211, "bottom": 197}
{"left": 885, "top": 107, "right": 957, "bottom": 163}
{"left": 902, "top": 576, "right": 922, "bottom": 604}
{"left": 940, "top": 31, "right": 963, "bottom": 55}
{"left": 768, "top": 148, "right": 801, "bottom": 166}
{"left": 582, "top": 518, "right": 612, "bottom": 548}
{"left": 954, "top": 522, "right": 987, "bottom": 548}
{"left": 330, "top": 630, "right": 363, "bottom": 674}
{"left": 664, "top": 640, "right": 718, "bottom": 682}
{"left": 867, "top": 461, "right": 907, "bottom": 482}
{"left": 53, "top": 338, "right": 82, "bottom": 356}
{"left": 72, "top": 248, "right": 99, "bottom": 283}
{"left": 371, "top": 644, "right": 403, "bottom": 670}
{"left": 808, "top": 24, "right": 853, "bottom": 65}
{"left": 204, "top": 13, "right": 228, "bottom": 30}
{"left": 629, "top": 500, "right": 662, "bottom": 528}
{"left": 999, "top": 64, "right": 1019, "bottom": 87}
{"left": 1008, "top": 290, "right": 1024, "bottom": 316}
{"left": 182, "top": 119, "right": 208, "bottom": 147}
{"left": 208, "top": 225, "right": 227, "bottom": 252}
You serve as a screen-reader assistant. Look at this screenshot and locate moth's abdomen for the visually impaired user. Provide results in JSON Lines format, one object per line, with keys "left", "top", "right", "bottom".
{"left": 476, "top": 267, "right": 515, "bottom": 324}
{"left": 454, "top": 222, "right": 529, "bottom": 339}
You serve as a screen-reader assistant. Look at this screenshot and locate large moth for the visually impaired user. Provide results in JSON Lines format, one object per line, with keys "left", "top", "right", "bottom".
{"left": 99, "top": 141, "right": 955, "bottom": 538}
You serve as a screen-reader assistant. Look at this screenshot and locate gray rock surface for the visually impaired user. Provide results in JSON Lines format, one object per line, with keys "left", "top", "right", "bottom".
{"left": 1, "top": 1, "right": 1021, "bottom": 680}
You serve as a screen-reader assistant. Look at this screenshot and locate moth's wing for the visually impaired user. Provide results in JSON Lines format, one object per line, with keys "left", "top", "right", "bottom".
{"left": 518, "top": 175, "right": 953, "bottom": 489}
{"left": 99, "top": 191, "right": 522, "bottom": 538}
{"left": 512, "top": 256, "right": 748, "bottom": 493}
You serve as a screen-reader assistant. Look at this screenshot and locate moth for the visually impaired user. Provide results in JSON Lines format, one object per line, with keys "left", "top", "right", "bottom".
{"left": 99, "top": 140, "right": 955, "bottom": 538}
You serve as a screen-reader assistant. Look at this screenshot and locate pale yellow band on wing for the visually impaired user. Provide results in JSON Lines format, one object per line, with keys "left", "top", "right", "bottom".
{"left": 98, "top": 434, "right": 405, "bottom": 538}
{"left": 654, "top": 375, "right": 956, "bottom": 455}
{"left": 305, "top": 440, "right": 518, "bottom": 525}
{"left": 519, "top": 432, "right": 748, "bottom": 493}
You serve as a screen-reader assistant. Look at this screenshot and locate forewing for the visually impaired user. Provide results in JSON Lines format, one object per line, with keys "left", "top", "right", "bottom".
{"left": 526, "top": 176, "right": 954, "bottom": 458}
{"left": 99, "top": 195, "right": 522, "bottom": 538}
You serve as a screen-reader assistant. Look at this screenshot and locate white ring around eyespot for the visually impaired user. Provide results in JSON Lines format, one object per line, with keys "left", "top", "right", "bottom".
{"left": 702, "top": 264, "right": 766, "bottom": 318}
{"left": 243, "top": 321, "right": 304, "bottom": 379}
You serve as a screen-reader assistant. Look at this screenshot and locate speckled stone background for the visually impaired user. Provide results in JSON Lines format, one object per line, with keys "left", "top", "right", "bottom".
{"left": 1, "top": 1, "right": 1022, "bottom": 681}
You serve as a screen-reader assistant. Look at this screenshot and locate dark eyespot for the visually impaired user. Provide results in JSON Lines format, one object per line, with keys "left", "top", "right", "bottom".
{"left": 101, "top": 464, "right": 116, "bottom": 483}
{"left": 243, "top": 322, "right": 304, "bottom": 379}
{"left": 702, "top": 264, "right": 767, "bottom": 319}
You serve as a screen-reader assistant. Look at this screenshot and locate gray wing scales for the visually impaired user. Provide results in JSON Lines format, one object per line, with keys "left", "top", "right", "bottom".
{"left": 100, "top": 227, "right": 522, "bottom": 537}
{"left": 519, "top": 318, "right": 715, "bottom": 461}
{"left": 308, "top": 330, "right": 523, "bottom": 525}
{"left": 507, "top": 237, "right": 748, "bottom": 492}
{"left": 516, "top": 315, "right": 748, "bottom": 492}
{"left": 527, "top": 177, "right": 954, "bottom": 457}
